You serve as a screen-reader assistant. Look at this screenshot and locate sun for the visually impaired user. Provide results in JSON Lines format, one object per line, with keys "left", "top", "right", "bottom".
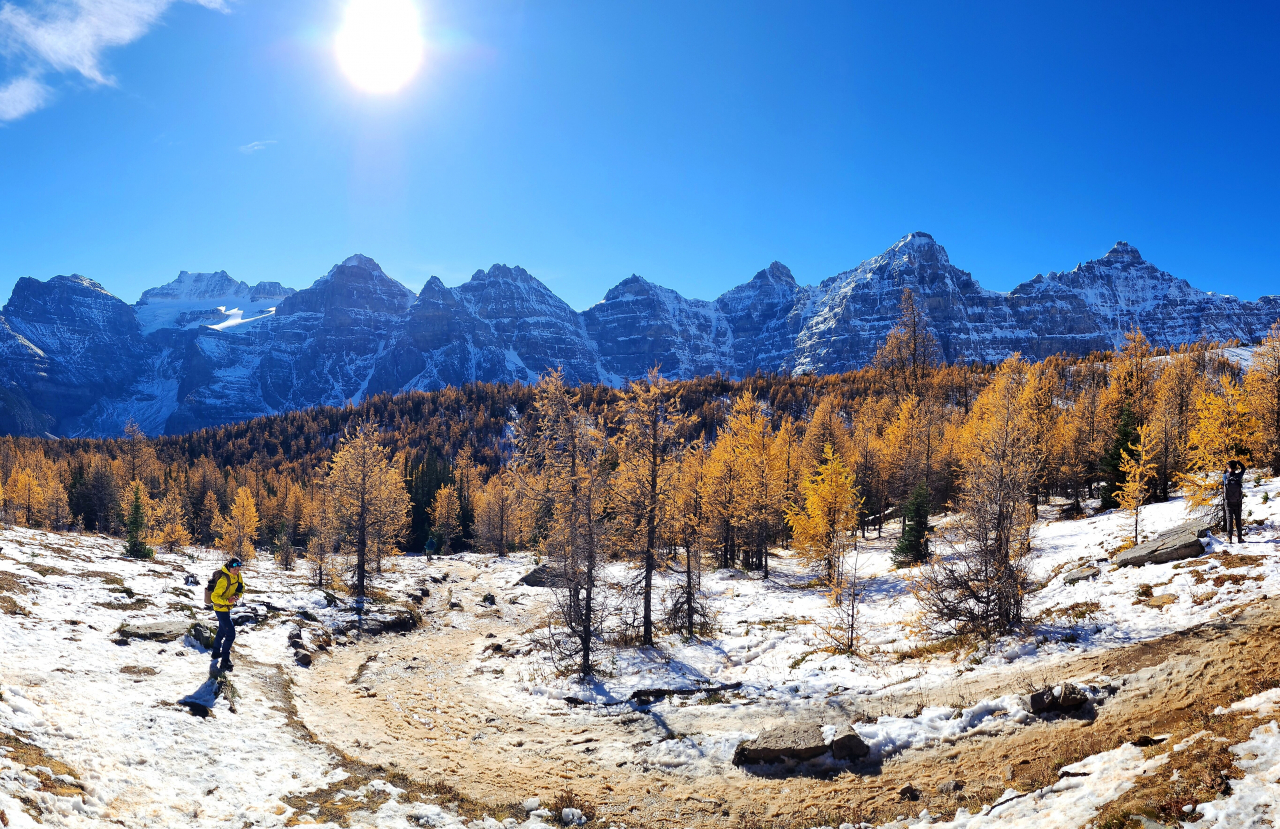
{"left": 335, "top": 0, "right": 426, "bottom": 95}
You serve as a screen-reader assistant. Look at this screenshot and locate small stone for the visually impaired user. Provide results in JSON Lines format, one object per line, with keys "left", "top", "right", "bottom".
{"left": 294, "top": 650, "right": 313, "bottom": 667}
{"left": 1147, "top": 594, "right": 1177, "bottom": 609}
{"left": 898, "top": 784, "right": 921, "bottom": 802}
{"left": 937, "top": 779, "right": 964, "bottom": 795}
{"left": 481, "top": 593, "right": 497, "bottom": 606}
{"left": 1063, "top": 565, "right": 1100, "bottom": 585}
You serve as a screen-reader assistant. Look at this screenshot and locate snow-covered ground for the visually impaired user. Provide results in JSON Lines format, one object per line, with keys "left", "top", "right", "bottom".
{"left": 2, "top": 472, "right": 1280, "bottom": 827}
{"left": 0, "top": 532, "right": 555, "bottom": 828}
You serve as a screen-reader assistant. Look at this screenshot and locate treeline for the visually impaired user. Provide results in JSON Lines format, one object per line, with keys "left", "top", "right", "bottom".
{"left": 1, "top": 291, "right": 1279, "bottom": 670}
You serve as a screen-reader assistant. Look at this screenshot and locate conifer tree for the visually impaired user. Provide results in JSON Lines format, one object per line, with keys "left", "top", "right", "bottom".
{"left": 149, "top": 489, "right": 191, "bottom": 555}
{"left": 724, "top": 394, "right": 782, "bottom": 574}
{"left": 874, "top": 287, "right": 942, "bottom": 403}
{"left": 608, "top": 369, "right": 688, "bottom": 646}
{"left": 1117, "top": 423, "right": 1157, "bottom": 546}
{"left": 917, "top": 357, "right": 1038, "bottom": 636}
{"left": 891, "top": 481, "right": 930, "bottom": 568}
{"left": 666, "top": 442, "right": 710, "bottom": 638}
{"left": 4, "top": 467, "right": 44, "bottom": 528}
{"left": 1245, "top": 321, "right": 1280, "bottom": 474}
{"left": 123, "top": 482, "right": 154, "bottom": 559}
{"left": 199, "top": 490, "right": 222, "bottom": 546}
{"left": 430, "top": 484, "right": 462, "bottom": 553}
{"left": 1183, "top": 378, "right": 1259, "bottom": 525}
{"left": 326, "top": 423, "right": 411, "bottom": 599}
{"left": 785, "top": 444, "right": 862, "bottom": 586}
{"left": 215, "top": 485, "right": 260, "bottom": 560}
{"left": 474, "top": 473, "right": 512, "bottom": 555}
{"left": 511, "top": 371, "right": 609, "bottom": 676}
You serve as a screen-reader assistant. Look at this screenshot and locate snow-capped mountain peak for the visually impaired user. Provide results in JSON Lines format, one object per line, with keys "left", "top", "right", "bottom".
{"left": 3, "top": 236, "right": 1278, "bottom": 437}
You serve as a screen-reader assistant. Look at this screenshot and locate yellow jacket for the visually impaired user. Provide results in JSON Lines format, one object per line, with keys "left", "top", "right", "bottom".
{"left": 208, "top": 566, "right": 244, "bottom": 612}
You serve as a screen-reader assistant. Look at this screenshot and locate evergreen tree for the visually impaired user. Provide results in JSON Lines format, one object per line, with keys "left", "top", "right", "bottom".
{"left": 123, "top": 482, "right": 154, "bottom": 559}
{"left": 891, "top": 481, "right": 930, "bottom": 567}
{"left": 1099, "top": 404, "right": 1138, "bottom": 509}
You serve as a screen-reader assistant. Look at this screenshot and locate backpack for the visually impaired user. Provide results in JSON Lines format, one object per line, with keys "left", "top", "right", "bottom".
{"left": 204, "top": 568, "right": 228, "bottom": 607}
{"left": 1226, "top": 470, "right": 1245, "bottom": 504}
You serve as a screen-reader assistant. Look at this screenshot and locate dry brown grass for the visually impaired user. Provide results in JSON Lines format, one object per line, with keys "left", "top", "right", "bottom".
{"left": 0, "top": 572, "right": 30, "bottom": 616}
{"left": 896, "top": 634, "right": 977, "bottom": 663}
{"left": 0, "top": 728, "right": 86, "bottom": 822}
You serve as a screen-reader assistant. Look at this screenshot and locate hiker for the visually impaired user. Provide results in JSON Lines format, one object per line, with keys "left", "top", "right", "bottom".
{"left": 1223, "top": 461, "right": 1246, "bottom": 544}
{"left": 204, "top": 557, "right": 244, "bottom": 672}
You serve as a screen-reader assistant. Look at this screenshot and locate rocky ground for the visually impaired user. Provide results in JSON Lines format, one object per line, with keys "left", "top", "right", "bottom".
{"left": 2, "top": 479, "right": 1280, "bottom": 827}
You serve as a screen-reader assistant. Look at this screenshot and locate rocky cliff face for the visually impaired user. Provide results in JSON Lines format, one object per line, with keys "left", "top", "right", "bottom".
{"left": 2, "top": 235, "right": 1276, "bottom": 437}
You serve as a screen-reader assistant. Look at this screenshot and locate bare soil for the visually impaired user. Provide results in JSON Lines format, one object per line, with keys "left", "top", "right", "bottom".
{"left": 292, "top": 556, "right": 1280, "bottom": 828}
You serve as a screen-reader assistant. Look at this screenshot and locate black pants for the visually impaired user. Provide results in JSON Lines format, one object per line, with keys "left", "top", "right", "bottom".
{"left": 212, "top": 610, "right": 236, "bottom": 660}
{"left": 1227, "top": 501, "right": 1245, "bottom": 543}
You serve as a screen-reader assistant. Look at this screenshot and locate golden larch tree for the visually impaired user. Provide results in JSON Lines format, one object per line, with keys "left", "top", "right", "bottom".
{"left": 430, "top": 483, "right": 462, "bottom": 553}
{"left": 326, "top": 422, "right": 411, "bottom": 599}
{"left": 1117, "top": 423, "right": 1158, "bottom": 546}
{"left": 1245, "top": 322, "right": 1280, "bottom": 474}
{"left": 215, "top": 486, "right": 259, "bottom": 560}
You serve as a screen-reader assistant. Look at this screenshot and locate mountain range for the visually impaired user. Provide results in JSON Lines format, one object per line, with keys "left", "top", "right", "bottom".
{"left": 2, "top": 232, "right": 1277, "bottom": 437}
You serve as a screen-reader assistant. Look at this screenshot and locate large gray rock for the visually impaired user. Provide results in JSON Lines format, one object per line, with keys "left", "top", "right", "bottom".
{"left": 119, "top": 620, "right": 193, "bottom": 642}
{"left": 732, "top": 724, "right": 828, "bottom": 765}
{"left": 1114, "top": 523, "right": 1210, "bottom": 567}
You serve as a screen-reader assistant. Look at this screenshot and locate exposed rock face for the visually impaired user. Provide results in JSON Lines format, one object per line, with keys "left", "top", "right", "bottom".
{"left": 2, "top": 235, "right": 1278, "bottom": 437}
{"left": 0, "top": 274, "right": 150, "bottom": 435}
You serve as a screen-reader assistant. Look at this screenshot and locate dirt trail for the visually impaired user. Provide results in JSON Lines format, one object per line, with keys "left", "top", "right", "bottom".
{"left": 292, "top": 557, "right": 1280, "bottom": 828}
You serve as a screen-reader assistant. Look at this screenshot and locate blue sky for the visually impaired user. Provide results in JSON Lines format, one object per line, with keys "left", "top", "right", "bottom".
{"left": 1, "top": 1, "right": 1277, "bottom": 311}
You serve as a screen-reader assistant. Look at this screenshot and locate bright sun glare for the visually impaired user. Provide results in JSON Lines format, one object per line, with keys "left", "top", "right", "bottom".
{"left": 335, "top": 0, "right": 425, "bottom": 95}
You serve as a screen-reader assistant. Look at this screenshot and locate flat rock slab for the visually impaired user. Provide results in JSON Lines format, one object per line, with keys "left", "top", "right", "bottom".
{"left": 733, "top": 723, "right": 828, "bottom": 765}
{"left": 1147, "top": 594, "right": 1178, "bottom": 609}
{"left": 1114, "top": 523, "right": 1210, "bottom": 567}
{"left": 120, "top": 620, "right": 192, "bottom": 642}
{"left": 1063, "top": 565, "right": 1101, "bottom": 585}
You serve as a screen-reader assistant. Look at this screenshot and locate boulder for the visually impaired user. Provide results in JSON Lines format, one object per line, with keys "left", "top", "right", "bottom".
{"left": 119, "top": 620, "right": 193, "bottom": 643}
{"left": 732, "top": 724, "right": 828, "bottom": 765}
{"left": 516, "top": 565, "right": 562, "bottom": 588}
{"left": 294, "top": 650, "right": 313, "bottom": 667}
{"left": 1063, "top": 565, "right": 1100, "bottom": 585}
{"left": 1114, "top": 523, "right": 1210, "bottom": 567}
{"left": 937, "top": 779, "right": 964, "bottom": 795}
{"left": 187, "top": 622, "right": 216, "bottom": 650}
{"left": 829, "top": 728, "right": 870, "bottom": 761}
{"left": 898, "top": 784, "right": 921, "bottom": 802}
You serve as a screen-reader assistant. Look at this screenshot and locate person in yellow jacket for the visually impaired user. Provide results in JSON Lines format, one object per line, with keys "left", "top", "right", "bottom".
{"left": 204, "top": 558, "right": 244, "bottom": 672}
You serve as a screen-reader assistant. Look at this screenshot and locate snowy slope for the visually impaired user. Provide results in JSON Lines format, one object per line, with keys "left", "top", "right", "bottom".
{"left": 133, "top": 271, "right": 296, "bottom": 334}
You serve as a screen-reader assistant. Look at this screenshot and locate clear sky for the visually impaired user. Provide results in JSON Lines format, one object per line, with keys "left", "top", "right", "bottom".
{"left": 1, "top": 1, "right": 1277, "bottom": 311}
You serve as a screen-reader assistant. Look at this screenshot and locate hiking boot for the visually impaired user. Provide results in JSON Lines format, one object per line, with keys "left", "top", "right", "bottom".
{"left": 219, "top": 658, "right": 234, "bottom": 673}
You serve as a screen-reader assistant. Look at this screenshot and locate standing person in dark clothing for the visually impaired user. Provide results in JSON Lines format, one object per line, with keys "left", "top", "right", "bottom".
{"left": 204, "top": 558, "right": 244, "bottom": 673}
{"left": 1223, "top": 461, "right": 1246, "bottom": 543}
